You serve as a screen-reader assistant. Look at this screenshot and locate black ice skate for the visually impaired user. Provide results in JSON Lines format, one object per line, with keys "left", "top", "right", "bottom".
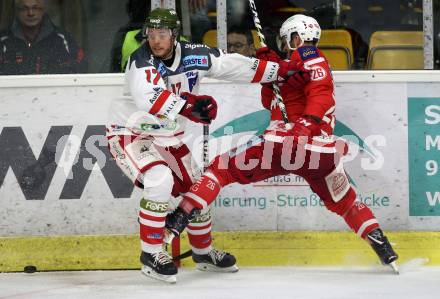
{"left": 140, "top": 251, "right": 178, "bottom": 283}
{"left": 192, "top": 248, "right": 239, "bottom": 273}
{"left": 165, "top": 206, "right": 200, "bottom": 237}
{"left": 367, "top": 228, "right": 399, "bottom": 274}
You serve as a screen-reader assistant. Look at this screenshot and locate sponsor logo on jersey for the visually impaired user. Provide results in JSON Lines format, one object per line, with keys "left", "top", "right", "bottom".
{"left": 185, "top": 71, "right": 199, "bottom": 92}
{"left": 163, "top": 98, "right": 180, "bottom": 117}
{"left": 140, "top": 123, "right": 161, "bottom": 131}
{"left": 184, "top": 44, "right": 209, "bottom": 50}
{"left": 110, "top": 142, "right": 126, "bottom": 160}
{"left": 298, "top": 46, "right": 319, "bottom": 61}
{"left": 149, "top": 92, "right": 161, "bottom": 104}
{"left": 265, "top": 63, "right": 278, "bottom": 80}
{"left": 183, "top": 55, "right": 209, "bottom": 68}
{"left": 251, "top": 59, "right": 259, "bottom": 71}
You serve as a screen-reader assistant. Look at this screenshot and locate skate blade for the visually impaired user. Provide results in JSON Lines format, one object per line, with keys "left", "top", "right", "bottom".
{"left": 389, "top": 261, "right": 399, "bottom": 275}
{"left": 141, "top": 265, "right": 177, "bottom": 284}
{"left": 196, "top": 263, "right": 239, "bottom": 273}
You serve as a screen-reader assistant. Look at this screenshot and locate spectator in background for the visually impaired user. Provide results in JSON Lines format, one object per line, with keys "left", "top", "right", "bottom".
{"left": 110, "top": 0, "right": 150, "bottom": 72}
{"left": 227, "top": 26, "right": 256, "bottom": 57}
{"left": 0, "top": 0, "right": 86, "bottom": 75}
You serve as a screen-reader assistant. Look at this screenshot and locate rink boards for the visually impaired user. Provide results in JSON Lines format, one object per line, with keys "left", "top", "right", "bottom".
{"left": 0, "top": 72, "right": 439, "bottom": 271}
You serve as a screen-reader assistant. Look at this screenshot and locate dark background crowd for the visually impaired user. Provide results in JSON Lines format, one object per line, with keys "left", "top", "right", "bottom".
{"left": 0, "top": 0, "right": 439, "bottom": 75}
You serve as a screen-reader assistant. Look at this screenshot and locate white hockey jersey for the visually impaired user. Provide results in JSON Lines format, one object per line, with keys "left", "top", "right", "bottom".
{"left": 108, "top": 42, "right": 279, "bottom": 145}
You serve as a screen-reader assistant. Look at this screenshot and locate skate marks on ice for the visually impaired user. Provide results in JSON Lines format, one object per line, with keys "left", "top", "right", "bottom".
{"left": 398, "top": 257, "right": 430, "bottom": 274}
{"left": 355, "top": 257, "right": 430, "bottom": 275}
{"left": 1, "top": 266, "right": 440, "bottom": 299}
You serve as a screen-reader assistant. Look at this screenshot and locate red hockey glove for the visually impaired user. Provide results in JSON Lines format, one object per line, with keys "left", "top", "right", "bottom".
{"left": 277, "top": 59, "right": 311, "bottom": 89}
{"left": 255, "top": 47, "right": 282, "bottom": 62}
{"left": 289, "top": 116, "right": 321, "bottom": 144}
{"left": 286, "top": 70, "right": 311, "bottom": 89}
{"left": 179, "top": 92, "right": 218, "bottom": 124}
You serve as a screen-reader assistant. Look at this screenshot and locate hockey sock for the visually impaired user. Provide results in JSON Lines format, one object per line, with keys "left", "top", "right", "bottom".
{"left": 187, "top": 208, "right": 213, "bottom": 254}
{"left": 343, "top": 201, "right": 379, "bottom": 239}
{"left": 140, "top": 165, "right": 173, "bottom": 253}
{"left": 182, "top": 171, "right": 222, "bottom": 210}
{"left": 139, "top": 197, "right": 168, "bottom": 253}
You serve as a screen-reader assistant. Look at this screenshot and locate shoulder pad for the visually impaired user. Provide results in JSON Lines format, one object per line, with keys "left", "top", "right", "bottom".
{"left": 208, "top": 47, "right": 222, "bottom": 57}
{"left": 297, "top": 46, "right": 319, "bottom": 61}
{"left": 181, "top": 42, "right": 222, "bottom": 57}
{"left": 180, "top": 42, "right": 212, "bottom": 70}
{"left": 130, "top": 44, "right": 154, "bottom": 69}
{"left": 181, "top": 42, "right": 211, "bottom": 54}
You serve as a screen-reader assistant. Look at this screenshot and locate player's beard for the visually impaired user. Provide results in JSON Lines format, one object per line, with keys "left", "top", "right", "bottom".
{"left": 152, "top": 40, "right": 174, "bottom": 60}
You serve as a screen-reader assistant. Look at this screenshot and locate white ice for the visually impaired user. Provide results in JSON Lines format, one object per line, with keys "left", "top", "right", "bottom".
{"left": 1, "top": 266, "right": 439, "bottom": 299}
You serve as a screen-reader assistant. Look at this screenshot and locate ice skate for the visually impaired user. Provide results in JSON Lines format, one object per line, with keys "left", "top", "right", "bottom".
{"left": 140, "top": 251, "right": 178, "bottom": 283}
{"left": 367, "top": 228, "right": 399, "bottom": 274}
{"left": 192, "top": 248, "right": 239, "bottom": 273}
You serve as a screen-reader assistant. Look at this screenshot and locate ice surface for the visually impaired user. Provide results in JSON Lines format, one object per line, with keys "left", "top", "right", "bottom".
{"left": 1, "top": 266, "right": 439, "bottom": 299}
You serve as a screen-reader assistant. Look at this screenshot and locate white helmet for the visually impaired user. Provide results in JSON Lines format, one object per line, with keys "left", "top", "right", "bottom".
{"left": 279, "top": 14, "right": 321, "bottom": 50}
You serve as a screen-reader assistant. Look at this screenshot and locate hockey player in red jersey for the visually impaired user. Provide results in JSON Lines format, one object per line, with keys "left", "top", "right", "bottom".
{"left": 165, "top": 14, "right": 399, "bottom": 272}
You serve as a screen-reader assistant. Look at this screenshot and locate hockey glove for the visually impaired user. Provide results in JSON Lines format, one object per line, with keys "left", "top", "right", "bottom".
{"left": 179, "top": 92, "right": 218, "bottom": 124}
{"left": 277, "top": 58, "right": 311, "bottom": 86}
{"left": 255, "top": 47, "right": 282, "bottom": 62}
{"left": 165, "top": 206, "right": 200, "bottom": 237}
{"left": 289, "top": 116, "right": 321, "bottom": 144}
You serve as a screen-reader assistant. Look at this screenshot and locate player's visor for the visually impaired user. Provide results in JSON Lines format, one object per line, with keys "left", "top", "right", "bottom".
{"left": 145, "top": 28, "right": 173, "bottom": 40}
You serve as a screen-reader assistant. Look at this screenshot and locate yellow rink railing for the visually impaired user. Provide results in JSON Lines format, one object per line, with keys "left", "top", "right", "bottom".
{"left": 1, "top": 231, "right": 439, "bottom": 272}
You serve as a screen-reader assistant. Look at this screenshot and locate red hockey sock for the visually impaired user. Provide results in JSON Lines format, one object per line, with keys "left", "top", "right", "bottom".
{"left": 187, "top": 222, "right": 213, "bottom": 254}
{"left": 343, "top": 201, "right": 379, "bottom": 239}
{"left": 183, "top": 172, "right": 222, "bottom": 210}
{"left": 139, "top": 211, "right": 166, "bottom": 252}
{"left": 186, "top": 209, "right": 213, "bottom": 254}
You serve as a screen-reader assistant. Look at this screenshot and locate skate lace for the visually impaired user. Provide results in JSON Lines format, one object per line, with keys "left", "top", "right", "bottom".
{"left": 152, "top": 251, "right": 173, "bottom": 266}
{"left": 208, "top": 248, "right": 226, "bottom": 264}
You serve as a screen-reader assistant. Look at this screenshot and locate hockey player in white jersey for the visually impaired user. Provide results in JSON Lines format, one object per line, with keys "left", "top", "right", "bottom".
{"left": 106, "top": 8, "right": 295, "bottom": 283}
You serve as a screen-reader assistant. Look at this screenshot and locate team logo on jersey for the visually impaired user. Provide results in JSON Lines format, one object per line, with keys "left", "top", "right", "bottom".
{"left": 148, "top": 55, "right": 155, "bottom": 65}
{"left": 157, "top": 62, "right": 168, "bottom": 77}
{"left": 185, "top": 71, "right": 199, "bottom": 92}
{"left": 183, "top": 55, "right": 209, "bottom": 68}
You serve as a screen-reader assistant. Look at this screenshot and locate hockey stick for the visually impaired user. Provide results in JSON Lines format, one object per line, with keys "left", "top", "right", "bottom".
{"left": 248, "top": 0, "right": 290, "bottom": 126}
{"left": 165, "top": 125, "right": 210, "bottom": 262}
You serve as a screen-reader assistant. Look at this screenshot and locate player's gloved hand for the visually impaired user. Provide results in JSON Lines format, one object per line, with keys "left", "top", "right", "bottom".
{"left": 255, "top": 47, "right": 281, "bottom": 62}
{"left": 179, "top": 92, "right": 218, "bottom": 124}
{"left": 277, "top": 58, "right": 311, "bottom": 88}
{"left": 289, "top": 116, "right": 321, "bottom": 144}
{"left": 165, "top": 206, "right": 200, "bottom": 237}
{"left": 286, "top": 70, "right": 311, "bottom": 89}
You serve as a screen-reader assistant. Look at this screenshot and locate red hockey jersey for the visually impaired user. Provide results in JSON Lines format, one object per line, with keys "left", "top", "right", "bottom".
{"left": 261, "top": 45, "right": 336, "bottom": 135}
